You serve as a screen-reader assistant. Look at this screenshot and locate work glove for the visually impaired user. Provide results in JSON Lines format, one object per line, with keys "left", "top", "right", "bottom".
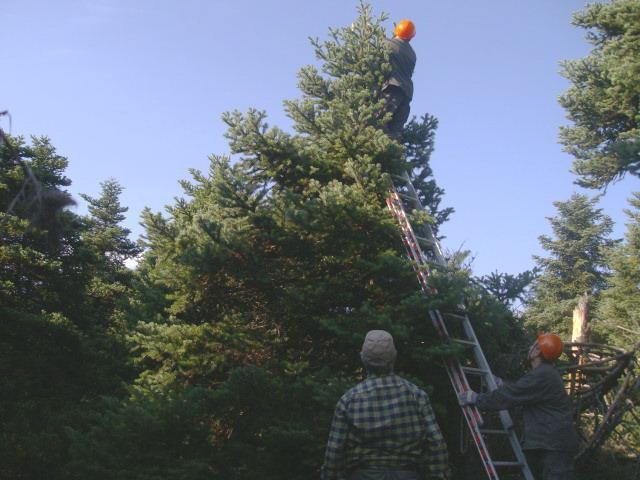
{"left": 457, "top": 390, "right": 478, "bottom": 406}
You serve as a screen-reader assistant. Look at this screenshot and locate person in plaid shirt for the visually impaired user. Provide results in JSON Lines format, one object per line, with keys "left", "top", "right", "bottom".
{"left": 321, "top": 330, "right": 450, "bottom": 480}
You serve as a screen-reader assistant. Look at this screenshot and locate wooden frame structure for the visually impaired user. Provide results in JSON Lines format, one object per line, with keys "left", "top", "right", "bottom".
{"left": 560, "top": 342, "right": 640, "bottom": 462}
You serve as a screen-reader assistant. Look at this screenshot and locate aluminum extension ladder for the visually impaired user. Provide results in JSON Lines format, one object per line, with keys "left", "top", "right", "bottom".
{"left": 386, "top": 171, "right": 535, "bottom": 480}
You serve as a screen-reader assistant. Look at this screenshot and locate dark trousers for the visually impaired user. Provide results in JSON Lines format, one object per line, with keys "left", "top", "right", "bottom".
{"left": 526, "top": 449, "right": 576, "bottom": 480}
{"left": 349, "top": 467, "right": 418, "bottom": 480}
{"left": 382, "top": 86, "right": 411, "bottom": 140}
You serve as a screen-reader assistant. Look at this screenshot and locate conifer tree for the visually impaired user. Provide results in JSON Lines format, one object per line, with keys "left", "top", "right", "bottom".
{"left": 80, "top": 179, "right": 141, "bottom": 329}
{"left": 596, "top": 192, "right": 640, "bottom": 348}
{"left": 526, "top": 193, "right": 615, "bottom": 335}
{"left": 479, "top": 269, "right": 538, "bottom": 311}
{"left": 559, "top": 0, "right": 640, "bottom": 189}
{"left": 81, "top": 178, "right": 140, "bottom": 268}
{"left": 0, "top": 135, "right": 80, "bottom": 316}
{"left": 133, "top": 3, "right": 454, "bottom": 391}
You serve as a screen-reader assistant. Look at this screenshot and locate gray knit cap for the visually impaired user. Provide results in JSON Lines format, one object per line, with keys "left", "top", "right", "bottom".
{"left": 360, "top": 330, "right": 397, "bottom": 367}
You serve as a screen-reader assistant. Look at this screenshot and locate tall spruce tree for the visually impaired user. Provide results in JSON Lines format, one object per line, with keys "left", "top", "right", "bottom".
{"left": 526, "top": 193, "right": 615, "bottom": 335}
{"left": 559, "top": 0, "right": 640, "bottom": 189}
{"left": 81, "top": 179, "right": 140, "bottom": 268}
{"left": 80, "top": 179, "right": 141, "bottom": 329}
{"left": 596, "top": 192, "right": 640, "bottom": 348}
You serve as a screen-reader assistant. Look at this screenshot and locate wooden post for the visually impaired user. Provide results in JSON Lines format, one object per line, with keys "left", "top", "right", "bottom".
{"left": 570, "top": 293, "right": 589, "bottom": 394}
{"left": 572, "top": 293, "right": 589, "bottom": 344}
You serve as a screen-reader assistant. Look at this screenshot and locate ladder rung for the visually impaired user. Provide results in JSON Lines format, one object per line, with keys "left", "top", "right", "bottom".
{"left": 415, "top": 235, "right": 436, "bottom": 245}
{"left": 396, "top": 192, "right": 415, "bottom": 200}
{"left": 391, "top": 174, "right": 409, "bottom": 182}
{"left": 442, "top": 312, "right": 467, "bottom": 321}
{"left": 450, "top": 338, "right": 477, "bottom": 347}
{"left": 479, "top": 428, "right": 508, "bottom": 435}
{"left": 493, "top": 461, "right": 523, "bottom": 468}
{"left": 461, "top": 366, "right": 488, "bottom": 375}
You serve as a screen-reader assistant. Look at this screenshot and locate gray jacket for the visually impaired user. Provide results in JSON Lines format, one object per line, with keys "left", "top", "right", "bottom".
{"left": 384, "top": 37, "right": 416, "bottom": 100}
{"left": 476, "top": 363, "right": 580, "bottom": 452}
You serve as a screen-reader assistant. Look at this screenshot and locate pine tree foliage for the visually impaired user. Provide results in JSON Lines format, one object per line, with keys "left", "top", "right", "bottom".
{"left": 526, "top": 193, "right": 615, "bottom": 335}
{"left": 559, "top": 0, "right": 640, "bottom": 189}
{"left": 0, "top": 137, "right": 134, "bottom": 478}
{"left": 134, "top": 2, "right": 454, "bottom": 380}
{"left": 80, "top": 179, "right": 141, "bottom": 330}
{"left": 478, "top": 269, "right": 538, "bottom": 310}
{"left": 81, "top": 178, "right": 140, "bottom": 268}
{"left": 597, "top": 192, "right": 640, "bottom": 348}
{"left": 0, "top": 135, "right": 81, "bottom": 316}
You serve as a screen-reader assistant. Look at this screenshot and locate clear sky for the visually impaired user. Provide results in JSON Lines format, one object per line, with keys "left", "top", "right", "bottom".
{"left": 2, "top": 0, "right": 636, "bottom": 276}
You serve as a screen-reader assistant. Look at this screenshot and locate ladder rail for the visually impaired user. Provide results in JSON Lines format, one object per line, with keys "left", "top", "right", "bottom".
{"left": 387, "top": 173, "right": 535, "bottom": 480}
{"left": 393, "top": 171, "right": 447, "bottom": 266}
{"left": 460, "top": 313, "right": 532, "bottom": 474}
{"left": 386, "top": 191, "right": 435, "bottom": 294}
{"left": 429, "top": 311, "right": 499, "bottom": 480}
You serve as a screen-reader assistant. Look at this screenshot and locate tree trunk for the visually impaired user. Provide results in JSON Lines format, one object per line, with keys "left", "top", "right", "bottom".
{"left": 572, "top": 293, "right": 589, "bottom": 343}
{"left": 570, "top": 293, "right": 589, "bottom": 395}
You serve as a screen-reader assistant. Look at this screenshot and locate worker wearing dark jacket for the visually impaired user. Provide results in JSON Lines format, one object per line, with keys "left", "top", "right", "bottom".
{"left": 383, "top": 20, "right": 416, "bottom": 139}
{"left": 321, "top": 330, "right": 450, "bottom": 480}
{"left": 459, "top": 334, "right": 579, "bottom": 480}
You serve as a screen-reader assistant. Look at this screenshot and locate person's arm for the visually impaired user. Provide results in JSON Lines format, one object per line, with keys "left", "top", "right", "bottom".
{"left": 321, "top": 398, "right": 349, "bottom": 480}
{"left": 420, "top": 394, "right": 450, "bottom": 479}
{"left": 476, "top": 369, "right": 548, "bottom": 411}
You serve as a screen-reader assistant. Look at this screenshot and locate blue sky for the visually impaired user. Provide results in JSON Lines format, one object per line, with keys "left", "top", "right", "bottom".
{"left": 2, "top": 0, "right": 636, "bottom": 276}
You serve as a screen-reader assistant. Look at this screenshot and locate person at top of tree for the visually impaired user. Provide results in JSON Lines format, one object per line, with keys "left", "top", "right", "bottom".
{"left": 383, "top": 19, "right": 416, "bottom": 139}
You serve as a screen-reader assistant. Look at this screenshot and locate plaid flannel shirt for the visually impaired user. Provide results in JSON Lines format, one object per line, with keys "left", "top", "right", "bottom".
{"left": 321, "top": 374, "right": 449, "bottom": 479}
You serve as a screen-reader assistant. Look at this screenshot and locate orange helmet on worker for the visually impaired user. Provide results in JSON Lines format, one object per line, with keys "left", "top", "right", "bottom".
{"left": 537, "top": 333, "right": 564, "bottom": 361}
{"left": 394, "top": 19, "right": 416, "bottom": 41}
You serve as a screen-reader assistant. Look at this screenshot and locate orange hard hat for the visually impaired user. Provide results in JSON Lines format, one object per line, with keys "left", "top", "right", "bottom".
{"left": 537, "top": 333, "right": 563, "bottom": 361}
{"left": 394, "top": 19, "right": 416, "bottom": 41}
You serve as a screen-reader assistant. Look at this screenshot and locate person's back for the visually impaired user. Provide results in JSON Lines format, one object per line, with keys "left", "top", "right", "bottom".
{"left": 321, "top": 331, "right": 449, "bottom": 480}
{"left": 385, "top": 37, "right": 416, "bottom": 100}
{"left": 519, "top": 363, "right": 578, "bottom": 452}
{"left": 340, "top": 374, "right": 439, "bottom": 470}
